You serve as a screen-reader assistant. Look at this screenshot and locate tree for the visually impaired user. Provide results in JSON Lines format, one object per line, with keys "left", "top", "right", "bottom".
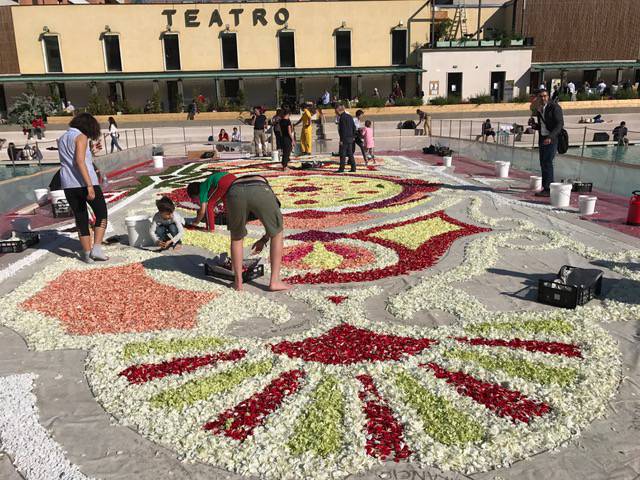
{"left": 8, "top": 93, "right": 55, "bottom": 129}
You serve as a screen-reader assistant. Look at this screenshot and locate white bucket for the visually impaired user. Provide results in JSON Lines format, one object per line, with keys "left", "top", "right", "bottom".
{"left": 529, "top": 176, "right": 542, "bottom": 191}
{"left": 579, "top": 195, "right": 597, "bottom": 215}
{"left": 550, "top": 183, "right": 572, "bottom": 208}
{"left": 11, "top": 218, "right": 31, "bottom": 232}
{"left": 49, "top": 190, "right": 66, "bottom": 203}
{"left": 34, "top": 188, "right": 49, "bottom": 205}
{"left": 271, "top": 150, "right": 280, "bottom": 163}
{"left": 125, "top": 215, "right": 153, "bottom": 247}
{"left": 443, "top": 156, "right": 453, "bottom": 167}
{"left": 495, "top": 161, "right": 510, "bottom": 178}
{"left": 152, "top": 155, "right": 164, "bottom": 169}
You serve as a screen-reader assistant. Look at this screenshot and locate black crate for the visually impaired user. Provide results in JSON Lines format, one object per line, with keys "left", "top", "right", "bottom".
{"left": 52, "top": 199, "right": 73, "bottom": 218}
{"left": 204, "top": 258, "right": 264, "bottom": 283}
{"left": 537, "top": 266, "right": 603, "bottom": 309}
{"left": 0, "top": 232, "right": 40, "bottom": 254}
{"left": 572, "top": 182, "right": 593, "bottom": 193}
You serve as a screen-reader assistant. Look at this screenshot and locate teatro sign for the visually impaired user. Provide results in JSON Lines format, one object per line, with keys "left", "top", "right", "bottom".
{"left": 161, "top": 8, "right": 290, "bottom": 28}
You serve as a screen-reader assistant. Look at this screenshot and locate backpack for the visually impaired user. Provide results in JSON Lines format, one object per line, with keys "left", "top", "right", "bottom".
{"left": 557, "top": 128, "right": 569, "bottom": 154}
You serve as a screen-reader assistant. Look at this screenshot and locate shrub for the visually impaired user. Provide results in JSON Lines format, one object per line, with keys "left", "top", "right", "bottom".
{"left": 577, "top": 92, "right": 601, "bottom": 101}
{"left": 8, "top": 93, "right": 55, "bottom": 128}
{"left": 85, "top": 94, "right": 114, "bottom": 116}
{"left": 356, "top": 96, "right": 386, "bottom": 108}
{"left": 557, "top": 93, "right": 572, "bottom": 102}
{"left": 394, "top": 97, "right": 424, "bottom": 106}
{"left": 429, "top": 96, "right": 461, "bottom": 105}
{"left": 614, "top": 88, "right": 638, "bottom": 100}
{"left": 147, "top": 91, "right": 163, "bottom": 114}
{"left": 512, "top": 92, "right": 532, "bottom": 103}
{"left": 469, "top": 93, "right": 494, "bottom": 104}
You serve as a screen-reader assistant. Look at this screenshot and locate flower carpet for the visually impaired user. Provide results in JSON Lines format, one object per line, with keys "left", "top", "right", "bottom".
{"left": 0, "top": 155, "right": 639, "bottom": 480}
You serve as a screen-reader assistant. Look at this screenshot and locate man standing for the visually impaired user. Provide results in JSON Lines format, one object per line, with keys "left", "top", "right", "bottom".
{"left": 251, "top": 106, "right": 268, "bottom": 157}
{"left": 335, "top": 104, "right": 356, "bottom": 173}
{"left": 533, "top": 89, "right": 564, "bottom": 197}
{"left": 322, "top": 90, "right": 331, "bottom": 106}
{"left": 567, "top": 81, "right": 577, "bottom": 101}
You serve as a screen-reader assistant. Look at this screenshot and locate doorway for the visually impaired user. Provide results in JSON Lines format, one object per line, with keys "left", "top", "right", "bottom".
{"left": 167, "top": 81, "right": 179, "bottom": 113}
{"left": 583, "top": 69, "right": 598, "bottom": 86}
{"left": 279, "top": 78, "right": 297, "bottom": 108}
{"left": 490, "top": 71, "right": 506, "bottom": 102}
{"left": 338, "top": 77, "right": 352, "bottom": 100}
{"left": 447, "top": 72, "right": 462, "bottom": 99}
{"left": 391, "top": 74, "right": 407, "bottom": 97}
{"left": 0, "top": 85, "right": 7, "bottom": 119}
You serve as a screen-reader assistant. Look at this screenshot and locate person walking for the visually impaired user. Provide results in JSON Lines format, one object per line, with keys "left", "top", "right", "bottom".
{"left": 279, "top": 108, "right": 295, "bottom": 170}
{"left": 108, "top": 117, "right": 123, "bottom": 153}
{"left": 352, "top": 109, "right": 368, "bottom": 164}
{"left": 294, "top": 103, "right": 313, "bottom": 155}
{"left": 270, "top": 108, "right": 283, "bottom": 154}
{"left": 187, "top": 99, "right": 197, "bottom": 121}
{"left": 57, "top": 113, "right": 108, "bottom": 263}
{"left": 251, "top": 106, "right": 268, "bottom": 157}
{"left": 335, "top": 104, "right": 356, "bottom": 173}
{"left": 532, "top": 89, "right": 564, "bottom": 197}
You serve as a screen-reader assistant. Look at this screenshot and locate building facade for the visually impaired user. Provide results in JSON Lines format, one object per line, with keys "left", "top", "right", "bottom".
{"left": 514, "top": 0, "right": 640, "bottom": 88}
{"left": 0, "top": 0, "right": 523, "bottom": 115}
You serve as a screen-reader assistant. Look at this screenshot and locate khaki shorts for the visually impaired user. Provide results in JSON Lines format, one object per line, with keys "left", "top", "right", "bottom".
{"left": 226, "top": 182, "right": 283, "bottom": 240}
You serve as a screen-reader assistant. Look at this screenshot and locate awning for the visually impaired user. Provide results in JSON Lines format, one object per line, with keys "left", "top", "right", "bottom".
{"left": 531, "top": 61, "right": 640, "bottom": 72}
{"left": 0, "top": 66, "right": 423, "bottom": 84}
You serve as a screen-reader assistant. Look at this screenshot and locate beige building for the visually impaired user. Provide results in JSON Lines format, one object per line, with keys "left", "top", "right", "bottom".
{"left": 0, "top": 0, "right": 523, "bottom": 115}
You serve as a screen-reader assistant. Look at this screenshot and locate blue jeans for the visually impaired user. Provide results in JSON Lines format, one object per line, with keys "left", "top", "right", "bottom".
{"left": 539, "top": 138, "right": 557, "bottom": 191}
{"left": 155, "top": 223, "right": 180, "bottom": 248}
{"left": 110, "top": 135, "right": 123, "bottom": 153}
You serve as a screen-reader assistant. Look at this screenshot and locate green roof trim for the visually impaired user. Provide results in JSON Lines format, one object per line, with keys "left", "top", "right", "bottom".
{"left": 531, "top": 61, "right": 640, "bottom": 71}
{"left": 0, "top": 66, "right": 422, "bottom": 83}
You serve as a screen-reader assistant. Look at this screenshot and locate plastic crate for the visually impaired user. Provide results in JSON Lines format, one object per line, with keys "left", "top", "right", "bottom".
{"left": 572, "top": 182, "right": 593, "bottom": 193}
{"left": 52, "top": 199, "right": 73, "bottom": 218}
{"left": 0, "top": 232, "right": 40, "bottom": 254}
{"left": 204, "top": 258, "right": 264, "bottom": 283}
{"left": 537, "top": 265, "right": 603, "bottom": 309}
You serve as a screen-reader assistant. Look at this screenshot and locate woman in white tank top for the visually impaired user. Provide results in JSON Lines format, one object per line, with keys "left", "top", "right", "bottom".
{"left": 58, "top": 113, "right": 109, "bottom": 263}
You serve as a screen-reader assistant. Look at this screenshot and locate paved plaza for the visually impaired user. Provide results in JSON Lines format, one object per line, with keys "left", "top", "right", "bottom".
{"left": 0, "top": 154, "right": 639, "bottom": 480}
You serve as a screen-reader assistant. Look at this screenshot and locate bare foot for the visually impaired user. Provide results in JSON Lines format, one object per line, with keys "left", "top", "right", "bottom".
{"left": 233, "top": 281, "right": 244, "bottom": 291}
{"left": 269, "top": 280, "right": 292, "bottom": 292}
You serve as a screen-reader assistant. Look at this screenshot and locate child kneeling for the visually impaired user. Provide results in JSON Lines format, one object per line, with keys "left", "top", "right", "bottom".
{"left": 150, "top": 196, "right": 184, "bottom": 250}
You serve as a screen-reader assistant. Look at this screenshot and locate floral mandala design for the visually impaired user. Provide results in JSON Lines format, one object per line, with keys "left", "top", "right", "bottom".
{"left": 87, "top": 289, "right": 620, "bottom": 480}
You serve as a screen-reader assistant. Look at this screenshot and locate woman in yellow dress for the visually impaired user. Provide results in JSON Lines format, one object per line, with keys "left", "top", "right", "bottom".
{"left": 295, "top": 103, "right": 313, "bottom": 155}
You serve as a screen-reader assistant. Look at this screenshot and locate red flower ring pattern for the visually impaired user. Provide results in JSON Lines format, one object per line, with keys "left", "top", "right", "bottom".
{"left": 283, "top": 211, "right": 490, "bottom": 284}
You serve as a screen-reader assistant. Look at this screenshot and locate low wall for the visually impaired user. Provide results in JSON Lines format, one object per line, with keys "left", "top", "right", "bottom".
{"left": 433, "top": 136, "right": 640, "bottom": 197}
{"left": 44, "top": 99, "right": 640, "bottom": 125}
{"left": 0, "top": 144, "right": 153, "bottom": 215}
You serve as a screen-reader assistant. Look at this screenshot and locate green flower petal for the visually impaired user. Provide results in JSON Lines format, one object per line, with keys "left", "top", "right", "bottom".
{"left": 395, "top": 371, "right": 485, "bottom": 446}
{"left": 151, "top": 360, "right": 273, "bottom": 409}
{"left": 288, "top": 375, "right": 345, "bottom": 457}
{"left": 446, "top": 349, "right": 576, "bottom": 386}
{"left": 465, "top": 318, "right": 574, "bottom": 336}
